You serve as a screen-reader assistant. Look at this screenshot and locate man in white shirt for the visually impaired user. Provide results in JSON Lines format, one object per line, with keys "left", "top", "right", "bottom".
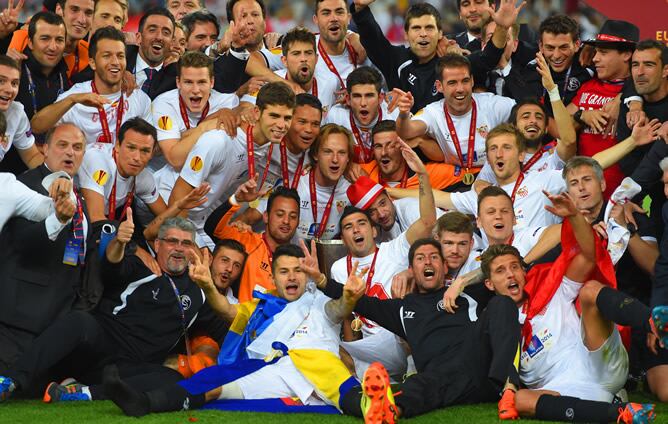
{"left": 152, "top": 51, "right": 239, "bottom": 179}
{"left": 395, "top": 54, "right": 515, "bottom": 179}
{"left": 133, "top": 8, "right": 175, "bottom": 91}
{"left": 389, "top": 124, "right": 566, "bottom": 229}
{"left": 78, "top": 118, "right": 165, "bottom": 223}
{"left": 0, "top": 56, "right": 43, "bottom": 169}
{"left": 0, "top": 173, "right": 59, "bottom": 232}
{"left": 240, "top": 27, "right": 338, "bottom": 115}
{"left": 331, "top": 141, "right": 436, "bottom": 378}
{"left": 31, "top": 27, "right": 152, "bottom": 145}
{"left": 324, "top": 66, "right": 399, "bottom": 164}
{"left": 168, "top": 82, "right": 296, "bottom": 248}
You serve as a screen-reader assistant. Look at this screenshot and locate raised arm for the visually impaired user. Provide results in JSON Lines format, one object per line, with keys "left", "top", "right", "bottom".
{"left": 395, "top": 89, "right": 428, "bottom": 140}
{"left": 106, "top": 208, "right": 134, "bottom": 264}
{"left": 387, "top": 187, "right": 454, "bottom": 210}
{"left": 324, "top": 261, "right": 366, "bottom": 323}
{"left": 188, "top": 248, "right": 239, "bottom": 323}
{"left": 592, "top": 118, "right": 661, "bottom": 170}
{"left": 30, "top": 93, "right": 110, "bottom": 134}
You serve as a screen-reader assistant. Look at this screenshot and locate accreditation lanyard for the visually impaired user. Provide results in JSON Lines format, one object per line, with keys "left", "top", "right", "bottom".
{"left": 108, "top": 150, "right": 135, "bottom": 221}
{"left": 179, "top": 95, "right": 209, "bottom": 130}
{"left": 350, "top": 108, "right": 381, "bottom": 163}
{"left": 444, "top": 98, "right": 477, "bottom": 174}
{"left": 246, "top": 125, "right": 273, "bottom": 189}
{"left": 91, "top": 80, "right": 124, "bottom": 144}
{"left": 346, "top": 247, "right": 379, "bottom": 292}
{"left": 317, "top": 39, "right": 357, "bottom": 90}
{"left": 24, "top": 64, "right": 64, "bottom": 114}
{"left": 309, "top": 171, "right": 338, "bottom": 239}
{"left": 166, "top": 275, "right": 192, "bottom": 358}
{"left": 279, "top": 139, "right": 305, "bottom": 189}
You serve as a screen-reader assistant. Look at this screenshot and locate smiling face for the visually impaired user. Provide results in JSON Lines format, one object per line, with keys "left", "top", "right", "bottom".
{"left": 172, "top": 26, "right": 187, "bottom": 57}
{"left": 436, "top": 231, "right": 472, "bottom": 272}
{"left": 314, "top": 132, "right": 350, "bottom": 185}
{"left": 565, "top": 165, "right": 605, "bottom": 213}
{"left": 264, "top": 196, "right": 300, "bottom": 245}
{"left": 282, "top": 41, "right": 317, "bottom": 85}
{"left": 0, "top": 65, "right": 19, "bottom": 112}
{"left": 477, "top": 194, "right": 515, "bottom": 245}
{"left": 273, "top": 255, "right": 307, "bottom": 302}
{"left": 313, "top": 0, "right": 350, "bottom": 45}
{"left": 137, "top": 14, "right": 174, "bottom": 67}
{"left": 155, "top": 228, "right": 195, "bottom": 275}
{"left": 341, "top": 212, "right": 377, "bottom": 257}
{"left": 91, "top": 38, "right": 126, "bottom": 87}
{"left": 57, "top": 0, "right": 94, "bottom": 41}
{"left": 44, "top": 124, "right": 86, "bottom": 177}
{"left": 632, "top": 48, "right": 667, "bottom": 97}
{"left": 405, "top": 14, "right": 440, "bottom": 62}
{"left": 484, "top": 254, "right": 527, "bottom": 305}
{"left": 177, "top": 66, "right": 213, "bottom": 113}
{"left": 411, "top": 244, "right": 445, "bottom": 293}
{"left": 287, "top": 104, "right": 322, "bottom": 152}
{"left": 539, "top": 32, "right": 579, "bottom": 73}
{"left": 347, "top": 83, "right": 381, "bottom": 127}
{"left": 258, "top": 104, "right": 293, "bottom": 143}
{"left": 114, "top": 129, "right": 155, "bottom": 177}
{"left": 593, "top": 46, "right": 632, "bottom": 81}
{"left": 458, "top": 0, "right": 491, "bottom": 35}
{"left": 366, "top": 192, "right": 396, "bottom": 232}
{"left": 28, "top": 20, "right": 67, "bottom": 71}
{"left": 186, "top": 21, "right": 218, "bottom": 52}
{"left": 515, "top": 104, "right": 547, "bottom": 150}
{"left": 211, "top": 247, "right": 245, "bottom": 293}
{"left": 437, "top": 66, "right": 473, "bottom": 115}
{"left": 486, "top": 134, "right": 521, "bottom": 183}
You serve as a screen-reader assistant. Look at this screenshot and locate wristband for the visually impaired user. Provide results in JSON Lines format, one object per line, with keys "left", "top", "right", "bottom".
{"left": 547, "top": 86, "right": 561, "bottom": 102}
{"left": 229, "top": 194, "right": 239, "bottom": 206}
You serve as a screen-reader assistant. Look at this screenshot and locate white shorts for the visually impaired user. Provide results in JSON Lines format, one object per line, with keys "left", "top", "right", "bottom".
{"left": 540, "top": 326, "right": 629, "bottom": 402}
{"left": 341, "top": 329, "right": 408, "bottom": 379}
{"left": 234, "top": 356, "right": 324, "bottom": 405}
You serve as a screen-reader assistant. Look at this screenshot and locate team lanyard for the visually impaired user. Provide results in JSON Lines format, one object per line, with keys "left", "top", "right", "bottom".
{"left": 317, "top": 38, "right": 357, "bottom": 89}
{"left": 166, "top": 275, "right": 192, "bottom": 358}
{"left": 346, "top": 247, "right": 379, "bottom": 291}
{"left": 309, "top": 171, "right": 339, "bottom": 239}
{"left": 245, "top": 125, "right": 273, "bottom": 189}
{"left": 510, "top": 172, "right": 525, "bottom": 204}
{"left": 542, "top": 64, "right": 572, "bottom": 103}
{"left": 91, "top": 80, "right": 124, "bottom": 144}
{"left": 178, "top": 96, "right": 209, "bottom": 130}
{"left": 279, "top": 139, "right": 305, "bottom": 189}
{"left": 108, "top": 150, "right": 135, "bottom": 221}
{"left": 350, "top": 107, "right": 381, "bottom": 163}
{"left": 284, "top": 72, "right": 318, "bottom": 97}
{"left": 444, "top": 99, "right": 477, "bottom": 182}
{"left": 521, "top": 141, "right": 556, "bottom": 173}
{"left": 379, "top": 166, "right": 409, "bottom": 188}
{"left": 24, "top": 64, "right": 64, "bottom": 114}
{"left": 71, "top": 187, "right": 86, "bottom": 264}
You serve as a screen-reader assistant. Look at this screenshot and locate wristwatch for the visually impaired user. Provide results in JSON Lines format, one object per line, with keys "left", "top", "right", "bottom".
{"left": 573, "top": 110, "right": 585, "bottom": 125}
{"left": 627, "top": 223, "right": 638, "bottom": 237}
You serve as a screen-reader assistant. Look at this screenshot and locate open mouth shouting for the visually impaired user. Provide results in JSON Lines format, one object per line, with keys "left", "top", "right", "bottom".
{"left": 494, "top": 160, "right": 506, "bottom": 173}
{"left": 190, "top": 96, "right": 204, "bottom": 108}
{"left": 422, "top": 266, "right": 436, "bottom": 281}
{"left": 284, "top": 282, "right": 300, "bottom": 296}
{"left": 151, "top": 42, "right": 164, "bottom": 56}
{"left": 328, "top": 164, "right": 342, "bottom": 177}
{"left": 328, "top": 23, "right": 342, "bottom": 37}
{"left": 352, "top": 234, "right": 366, "bottom": 248}
{"left": 507, "top": 280, "right": 521, "bottom": 296}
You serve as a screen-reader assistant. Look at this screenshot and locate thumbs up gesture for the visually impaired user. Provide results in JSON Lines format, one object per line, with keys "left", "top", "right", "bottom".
{"left": 116, "top": 207, "right": 135, "bottom": 244}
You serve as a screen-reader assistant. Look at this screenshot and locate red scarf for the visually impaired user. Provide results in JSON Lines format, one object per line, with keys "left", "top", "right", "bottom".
{"left": 520, "top": 220, "right": 616, "bottom": 350}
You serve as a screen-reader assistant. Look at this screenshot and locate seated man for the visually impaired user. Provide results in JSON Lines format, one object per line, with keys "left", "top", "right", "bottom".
{"left": 103, "top": 244, "right": 365, "bottom": 415}
{"left": 0, "top": 216, "right": 227, "bottom": 402}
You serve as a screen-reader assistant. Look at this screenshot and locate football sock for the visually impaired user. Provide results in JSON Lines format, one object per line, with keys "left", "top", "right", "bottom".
{"left": 596, "top": 287, "right": 652, "bottom": 333}
{"left": 535, "top": 394, "right": 618, "bottom": 422}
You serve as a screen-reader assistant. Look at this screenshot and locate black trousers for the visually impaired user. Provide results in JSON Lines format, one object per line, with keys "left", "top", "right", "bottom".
{"left": 342, "top": 295, "right": 522, "bottom": 418}
{"left": 5, "top": 310, "right": 182, "bottom": 398}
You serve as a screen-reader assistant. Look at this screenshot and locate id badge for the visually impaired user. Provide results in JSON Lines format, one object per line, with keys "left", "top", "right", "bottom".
{"left": 307, "top": 223, "right": 319, "bottom": 237}
{"left": 63, "top": 238, "right": 82, "bottom": 266}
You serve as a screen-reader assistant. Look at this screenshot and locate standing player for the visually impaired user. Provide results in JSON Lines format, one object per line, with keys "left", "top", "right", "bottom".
{"left": 396, "top": 54, "right": 515, "bottom": 183}
{"left": 323, "top": 67, "right": 399, "bottom": 164}
{"left": 31, "top": 27, "right": 152, "bottom": 145}
{"left": 168, "top": 82, "right": 295, "bottom": 248}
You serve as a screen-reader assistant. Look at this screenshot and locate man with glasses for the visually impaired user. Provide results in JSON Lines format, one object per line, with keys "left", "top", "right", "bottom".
{"left": 0, "top": 216, "right": 228, "bottom": 403}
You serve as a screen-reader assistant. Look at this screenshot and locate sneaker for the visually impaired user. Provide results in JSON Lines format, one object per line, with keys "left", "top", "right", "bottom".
{"left": 650, "top": 306, "right": 668, "bottom": 347}
{"left": 43, "top": 381, "right": 90, "bottom": 403}
{"left": 0, "top": 376, "right": 16, "bottom": 402}
{"left": 617, "top": 403, "right": 656, "bottom": 424}
{"left": 361, "top": 362, "right": 397, "bottom": 424}
{"left": 498, "top": 389, "right": 519, "bottom": 420}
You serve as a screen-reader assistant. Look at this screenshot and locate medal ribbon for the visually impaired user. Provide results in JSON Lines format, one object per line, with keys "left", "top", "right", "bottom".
{"left": 444, "top": 98, "right": 476, "bottom": 172}
{"left": 309, "top": 171, "right": 338, "bottom": 239}
{"left": 91, "top": 80, "right": 124, "bottom": 144}
{"left": 179, "top": 96, "right": 209, "bottom": 130}
{"left": 279, "top": 139, "right": 305, "bottom": 189}
{"left": 350, "top": 107, "right": 381, "bottom": 163}
{"left": 108, "top": 150, "right": 135, "bottom": 221}
{"left": 346, "top": 247, "right": 379, "bottom": 291}
{"left": 246, "top": 125, "right": 273, "bottom": 189}
{"left": 317, "top": 39, "right": 357, "bottom": 89}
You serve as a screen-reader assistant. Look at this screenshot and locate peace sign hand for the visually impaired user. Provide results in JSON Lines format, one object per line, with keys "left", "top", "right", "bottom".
{"left": 188, "top": 248, "right": 215, "bottom": 290}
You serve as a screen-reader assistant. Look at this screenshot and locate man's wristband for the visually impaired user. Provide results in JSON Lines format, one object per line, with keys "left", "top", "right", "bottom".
{"left": 547, "top": 86, "right": 561, "bottom": 102}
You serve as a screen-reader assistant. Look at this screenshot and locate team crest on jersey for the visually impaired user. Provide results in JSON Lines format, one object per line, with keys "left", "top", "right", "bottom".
{"left": 516, "top": 187, "right": 528, "bottom": 198}
{"left": 158, "top": 116, "right": 173, "bottom": 131}
{"left": 336, "top": 200, "right": 347, "bottom": 214}
{"left": 92, "top": 169, "right": 109, "bottom": 186}
{"left": 180, "top": 295, "right": 192, "bottom": 310}
{"left": 189, "top": 156, "right": 204, "bottom": 172}
{"left": 476, "top": 125, "right": 489, "bottom": 139}
{"left": 567, "top": 77, "right": 581, "bottom": 92}
{"left": 431, "top": 81, "right": 438, "bottom": 96}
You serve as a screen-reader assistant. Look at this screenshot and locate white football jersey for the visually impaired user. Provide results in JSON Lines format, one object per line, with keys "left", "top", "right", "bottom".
{"left": 0, "top": 101, "right": 35, "bottom": 162}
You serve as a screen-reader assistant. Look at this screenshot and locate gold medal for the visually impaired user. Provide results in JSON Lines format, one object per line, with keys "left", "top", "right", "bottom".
{"left": 249, "top": 199, "right": 260, "bottom": 209}
{"left": 462, "top": 172, "right": 475, "bottom": 185}
{"left": 351, "top": 317, "right": 363, "bottom": 332}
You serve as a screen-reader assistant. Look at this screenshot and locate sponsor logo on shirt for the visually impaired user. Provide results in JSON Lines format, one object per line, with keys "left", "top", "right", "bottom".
{"left": 93, "top": 169, "right": 109, "bottom": 186}
{"left": 158, "top": 116, "right": 173, "bottom": 131}
{"left": 408, "top": 73, "right": 417, "bottom": 86}
{"left": 301, "top": 200, "right": 310, "bottom": 209}
{"left": 403, "top": 310, "right": 416, "bottom": 318}
{"left": 189, "top": 156, "right": 203, "bottom": 172}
